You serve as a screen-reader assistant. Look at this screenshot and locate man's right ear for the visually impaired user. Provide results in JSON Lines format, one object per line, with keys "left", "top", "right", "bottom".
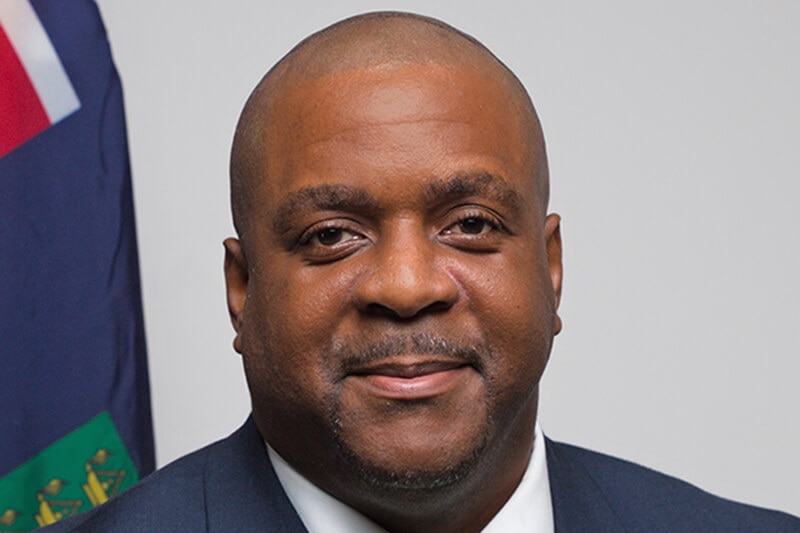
{"left": 223, "top": 237, "right": 248, "bottom": 354}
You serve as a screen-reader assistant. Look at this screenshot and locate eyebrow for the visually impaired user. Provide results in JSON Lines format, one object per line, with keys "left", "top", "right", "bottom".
{"left": 273, "top": 184, "right": 379, "bottom": 237}
{"left": 272, "top": 172, "right": 522, "bottom": 237}
{"left": 425, "top": 172, "right": 522, "bottom": 214}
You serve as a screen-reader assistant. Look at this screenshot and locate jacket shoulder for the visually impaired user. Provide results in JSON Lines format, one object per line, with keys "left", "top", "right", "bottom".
{"left": 39, "top": 417, "right": 307, "bottom": 532}
{"left": 39, "top": 437, "right": 219, "bottom": 532}
{"left": 547, "top": 439, "right": 800, "bottom": 533}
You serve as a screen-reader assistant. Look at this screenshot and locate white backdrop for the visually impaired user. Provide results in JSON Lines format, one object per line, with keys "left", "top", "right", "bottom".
{"left": 95, "top": 1, "right": 799, "bottom": 516}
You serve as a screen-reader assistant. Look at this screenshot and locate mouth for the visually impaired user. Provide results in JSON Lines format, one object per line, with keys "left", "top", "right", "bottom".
{"left": 346, "top": 359, "right": 475, "bottom": 400}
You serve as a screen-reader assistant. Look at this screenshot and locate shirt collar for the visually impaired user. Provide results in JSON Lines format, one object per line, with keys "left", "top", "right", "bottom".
{"left": 267, "top": 423, "right": 554, "bottom": 533}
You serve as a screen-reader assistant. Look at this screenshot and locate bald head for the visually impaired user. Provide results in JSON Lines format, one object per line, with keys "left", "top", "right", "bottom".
{"left": 265, "top": 12, "right": 507, "bottom": 80}
{"left": 224, "top": 15, "right": 563, "bottom": 528}
{"left": 230, "top": 12, "right": 548, "bottom": 237}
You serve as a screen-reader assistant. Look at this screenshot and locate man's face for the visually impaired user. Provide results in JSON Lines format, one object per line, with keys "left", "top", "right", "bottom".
{"left": 225, "top": 61, "right": 562, "bottom": 500}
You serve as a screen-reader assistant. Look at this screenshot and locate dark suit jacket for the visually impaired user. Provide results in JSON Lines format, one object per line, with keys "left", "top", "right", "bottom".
{"left": 43, "top": 417, "right": 799, "bottom": 532}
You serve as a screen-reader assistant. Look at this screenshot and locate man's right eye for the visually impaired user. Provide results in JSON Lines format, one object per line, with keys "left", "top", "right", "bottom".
{"left": 309, "top": 227, "right": 362, "bottom": 247}
{"left": 296, "top": 222, "right": 368, "bottom": 262}
{"left": 315, "top": 227, "right": 347, "bottom": 246}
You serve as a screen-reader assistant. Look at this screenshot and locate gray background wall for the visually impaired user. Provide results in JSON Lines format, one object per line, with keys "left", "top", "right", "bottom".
{"left": 95, "top": 1, "right": 799, "bottom": 516}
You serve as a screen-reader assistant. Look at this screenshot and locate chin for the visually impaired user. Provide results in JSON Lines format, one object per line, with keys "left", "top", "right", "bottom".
{"left": 329, "top": 409, "right": 492, "bottom": 496}
{"left": 335, "top": 435, "right": 488, "bottom": 495}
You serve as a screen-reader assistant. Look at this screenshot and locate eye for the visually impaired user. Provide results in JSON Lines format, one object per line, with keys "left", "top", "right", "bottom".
{"left": 307, "top": 226, "right": 362, "bottom": 247}
{"left": 439, "top": 209, "right": 506, "bottom": 252}
{"left": 297, "top": 220, "right": 368, "bottom": 263}
{"left": 454, "top": 217, "right": 491, "bottom": 235}
{"left": 442, "top": 213, "right": 500, "bottom": 236}
{"left": 315, "top": 227, "right": 351, "bottom": 246}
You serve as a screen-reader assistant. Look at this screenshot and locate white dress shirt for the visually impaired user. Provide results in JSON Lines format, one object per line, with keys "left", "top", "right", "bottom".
{"left": 267, "top": 423, "right": 554, "bottom": 533}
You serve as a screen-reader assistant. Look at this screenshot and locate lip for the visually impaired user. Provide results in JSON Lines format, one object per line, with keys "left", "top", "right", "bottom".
{"left": 347, "top": 360, "right": 473, "bottom": 400}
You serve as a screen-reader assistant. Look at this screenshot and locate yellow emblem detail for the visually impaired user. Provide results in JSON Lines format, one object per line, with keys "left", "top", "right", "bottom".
{"left": 81, "top": 449, "right": 126, "bottom": 506}
{"left": 33, "top": 479, "right": 82, "bottom": 526}
{"left": 0, "top": 509, "right": 21, "bottom": 526}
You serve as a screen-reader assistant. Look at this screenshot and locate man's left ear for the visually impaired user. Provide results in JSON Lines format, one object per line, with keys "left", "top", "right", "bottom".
{"left": 223, "top": 237, "right": 248, "bottom": 353}
{"left": 544, "top": 213, "right": 563, "bottom": 335}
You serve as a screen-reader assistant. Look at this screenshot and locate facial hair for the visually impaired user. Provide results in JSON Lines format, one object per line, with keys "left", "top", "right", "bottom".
{"left": 323, "top": 332, "right": 495, "bottom": 493}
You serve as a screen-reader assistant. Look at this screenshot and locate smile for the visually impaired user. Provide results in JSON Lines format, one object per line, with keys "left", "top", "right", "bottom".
{"left": 347, "top": 360, "right": 475, "bottom": 400}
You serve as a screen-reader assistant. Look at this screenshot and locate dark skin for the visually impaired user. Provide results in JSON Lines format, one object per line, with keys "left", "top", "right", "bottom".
{"left": 224, "top": 13, "right": 562, "bottom": 533}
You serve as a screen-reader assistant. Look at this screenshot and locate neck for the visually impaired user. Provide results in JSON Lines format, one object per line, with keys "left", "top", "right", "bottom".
{"left": 330, "top": 410, "right": 537, "bottom": 532}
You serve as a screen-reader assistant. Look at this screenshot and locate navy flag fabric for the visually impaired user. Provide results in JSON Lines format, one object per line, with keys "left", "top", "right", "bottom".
{"left": 0, "top": 0, "right": 154, "bottom": 526}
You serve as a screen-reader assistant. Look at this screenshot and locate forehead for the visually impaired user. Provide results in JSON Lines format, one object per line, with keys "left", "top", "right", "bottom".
{"left": 252, "top": 62, "right": 539, "bottom": 211}
{"left": 273, "top": 172, "right": 524, "bottom": 230}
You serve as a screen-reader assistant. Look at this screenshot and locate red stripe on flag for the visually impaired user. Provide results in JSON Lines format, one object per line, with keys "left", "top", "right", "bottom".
{"left": 0, "top": 24, "right": 51, "bottom": 158}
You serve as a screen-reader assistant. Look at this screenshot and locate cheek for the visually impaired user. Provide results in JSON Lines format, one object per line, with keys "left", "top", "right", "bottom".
{"left": 240, "top": 275, "right": 307, "bottom": 393}
{"left": 240, "top": 261, "right": 356, "bottom": 394}
{"left": 450, "top": 250, "right": 554, "bottom": 385}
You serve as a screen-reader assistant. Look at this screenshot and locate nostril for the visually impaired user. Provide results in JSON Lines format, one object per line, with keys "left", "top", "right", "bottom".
{"left": 364, "top": 302, "right": 398, "bottom": 318}
{"left": 363, "top": 299, "right": 454, "bottom": 320}
{"left": 425, "top": 300, "right": 454, "bottom": 314}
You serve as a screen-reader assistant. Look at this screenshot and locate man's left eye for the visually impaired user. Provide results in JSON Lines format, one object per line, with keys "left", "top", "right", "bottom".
{"left": 456, "top": 217, "right": 490, "bottom": 235}
{"left": 443, "top": 215, "right": 497, "bottom": 236}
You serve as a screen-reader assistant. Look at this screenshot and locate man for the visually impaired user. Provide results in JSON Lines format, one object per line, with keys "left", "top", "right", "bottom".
{"left": 44, "top": 11, "right": 799, "bottom": 532}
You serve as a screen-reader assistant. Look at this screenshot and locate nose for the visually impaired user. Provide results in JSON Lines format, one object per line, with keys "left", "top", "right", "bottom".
{"left": 352, "top": 225, "right": 459, "bottom": 319}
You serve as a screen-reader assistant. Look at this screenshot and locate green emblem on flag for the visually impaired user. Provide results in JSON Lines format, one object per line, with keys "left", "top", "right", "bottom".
{"left": 0, "top": 412, "right": 140, "bottom": 530}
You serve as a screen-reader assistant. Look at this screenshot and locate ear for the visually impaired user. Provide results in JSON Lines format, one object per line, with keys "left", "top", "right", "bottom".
{"left": 223, "top": 237, "right": 248, "bottom": 353}
{"left": 544, "top": 213, "right": 563, "bottom": 335}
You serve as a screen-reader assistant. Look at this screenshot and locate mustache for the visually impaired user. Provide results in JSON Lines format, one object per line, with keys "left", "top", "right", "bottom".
{"left": 326, "top": 332, "right": 488, "bottom": 374}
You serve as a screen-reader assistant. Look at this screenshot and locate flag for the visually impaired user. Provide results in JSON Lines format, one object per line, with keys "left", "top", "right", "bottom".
{"left": 0, "top": 0, "right": 154, "bottom": 529}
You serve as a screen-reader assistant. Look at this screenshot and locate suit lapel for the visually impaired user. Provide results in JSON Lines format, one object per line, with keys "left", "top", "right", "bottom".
{"left": 203, "top": 416, "right": 308, "bottom": 532}
{"left": 200, "top": 422, "right": 627, "bottom": 532}
{"left": 546, "top": 438, "right": 626, "bottom": 533}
